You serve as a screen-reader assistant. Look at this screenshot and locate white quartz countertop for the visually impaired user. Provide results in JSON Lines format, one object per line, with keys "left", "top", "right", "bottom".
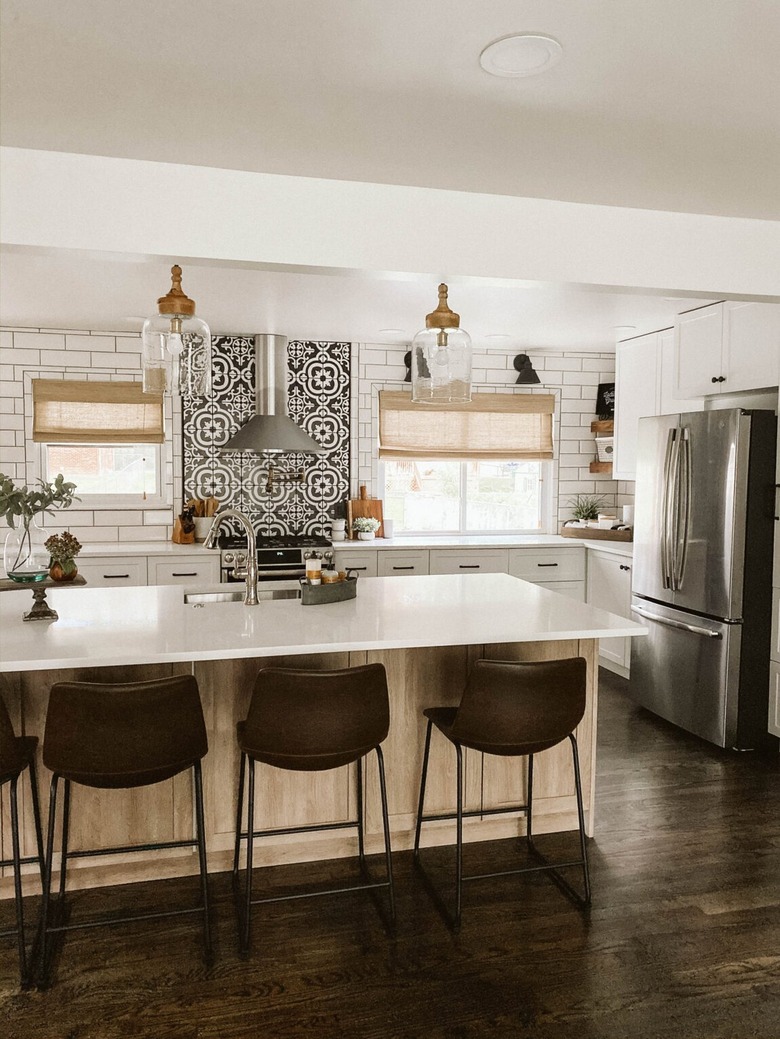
{"left": 0, "top": 573, "right": 646, "bottom": 673}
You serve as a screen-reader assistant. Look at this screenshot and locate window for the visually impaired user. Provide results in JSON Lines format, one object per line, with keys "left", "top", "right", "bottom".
{"left": 378, "top": 390, "right": 555, "bottom": 534}
{"left": 382, "top": 459, "right": 550, "bottom": 534}
{"left": 33, "top": 379, "right": 165, "bottom": 506}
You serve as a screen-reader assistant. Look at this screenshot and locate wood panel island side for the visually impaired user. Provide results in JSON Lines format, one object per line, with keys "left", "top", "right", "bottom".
{"left": 0, "top": 573, "right": 646, "bottom": 897}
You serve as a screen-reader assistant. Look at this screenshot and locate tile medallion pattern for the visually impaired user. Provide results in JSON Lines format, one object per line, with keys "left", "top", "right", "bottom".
{"left": 183, "top": 337, "right": 351, "bottom": 536}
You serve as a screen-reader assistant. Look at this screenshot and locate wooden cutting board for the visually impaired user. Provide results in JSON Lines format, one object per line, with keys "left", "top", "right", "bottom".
{"left": 347, "top": 486, "right": 384, "bottom": 538}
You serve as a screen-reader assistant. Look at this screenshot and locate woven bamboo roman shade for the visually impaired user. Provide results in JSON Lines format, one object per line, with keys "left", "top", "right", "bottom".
{"left": 32, "top": 379, "right": 165, "bottom": 444}
{"left": 378, "top": 391, "right": 555, "bottom": 460}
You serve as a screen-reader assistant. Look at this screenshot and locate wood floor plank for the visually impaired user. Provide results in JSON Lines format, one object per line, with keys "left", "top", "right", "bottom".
{"left": 2, "top": 670, "right": 779, "bottom": 1039}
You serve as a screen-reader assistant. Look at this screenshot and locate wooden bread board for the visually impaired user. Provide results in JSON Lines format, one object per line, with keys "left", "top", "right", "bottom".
{"left": 347, "top": 495, "right": 384, "bottom": 538}
{"left": 560, "top": 525, "right": 633, "bottom": 542}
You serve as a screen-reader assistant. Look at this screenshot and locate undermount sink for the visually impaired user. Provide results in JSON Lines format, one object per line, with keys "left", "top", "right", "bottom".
{"left": 184, "top": 588, "right": 301, "bottom": 605}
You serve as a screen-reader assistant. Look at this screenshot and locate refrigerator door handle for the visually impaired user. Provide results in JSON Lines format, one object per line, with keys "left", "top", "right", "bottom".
{"left": 630, "top": 604, "right": 723, "bottom": 639}
{"left": 661, "top": 428, "right": 677, "bottom": 590}
{"left": 674, "top": 428, "right": 692, "bottom": 591}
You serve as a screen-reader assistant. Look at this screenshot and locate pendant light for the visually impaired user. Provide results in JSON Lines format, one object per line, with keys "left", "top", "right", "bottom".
{"left": 142, "top": 265, "right": 212, "bottom": 396}
{"left": 410, "top": 284, "right": 472, "bottom": 403}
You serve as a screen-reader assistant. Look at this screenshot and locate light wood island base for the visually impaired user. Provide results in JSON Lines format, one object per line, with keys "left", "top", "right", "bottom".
{"left": 0, "top": 638, "right": 597, "bottom": 899}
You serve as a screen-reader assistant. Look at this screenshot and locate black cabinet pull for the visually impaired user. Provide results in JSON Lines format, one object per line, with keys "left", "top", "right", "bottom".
{"left": 171, "top": 571, "right": 198, "bottom": 577}
{"left": 619, "top": 564, "right": 631, "bottom": 572}
{"left": 392, "top": 565, "right": 414, "bottom": 571}
{"left": 536, "top": 562, "right": 558, "bottom": 567}
{"left": 459, "top": 564, "right": 480, "bottom": 569}
{"left": 104, "top": 574, "right": 130, "bottom": 579}
{"left": 352, "top": 566, "right": 368, "bottom": 571}
{"left": 711, "top": 376, "right": 719, "bottom": 383}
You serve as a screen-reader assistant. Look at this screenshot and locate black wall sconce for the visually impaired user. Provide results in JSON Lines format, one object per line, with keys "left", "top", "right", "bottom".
{"left": 513, "top": 353, "right": 540, "bottom": 385}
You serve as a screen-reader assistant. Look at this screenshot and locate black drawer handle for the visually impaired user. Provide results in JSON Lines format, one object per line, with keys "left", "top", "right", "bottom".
{"left": 536, "top": 562, "right": 558, "bottom": 567}
{"left": 352, "top": 566, "right": 368, "bottom": 571}
{"left": 392, "top": 566, "right": 415, "bottom": 571}
{"left": 171, "top": 572, "right": 198, "bottom": 577}
{"left": 619, "top": 564, "right": 631, "bottom": 572}
{"left": 104, "top": 574, "right": 130, "bottom": 579}
{"left": 459, "top": 564, "right": 481, "bottom": 569}
{"left": 711, "top": 375, "right": 726, "bottom": 383}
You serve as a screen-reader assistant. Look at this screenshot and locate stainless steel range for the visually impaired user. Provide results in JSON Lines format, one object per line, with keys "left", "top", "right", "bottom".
{"left": 219, "top": 534, "right": 333, "bottom": 585}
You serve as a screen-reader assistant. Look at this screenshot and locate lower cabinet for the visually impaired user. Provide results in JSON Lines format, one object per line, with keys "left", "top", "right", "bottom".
{"left": 535, "top": 580, "right": 585, "bottom": 601}
{"left": 585, "top": 550, "right": 633, "bottom": 675}
{"left": 76, "top": 556, "right": 148, "bottom": 587}
{"left": 148, "top": 556, "right": 220, "bottom": 586}
{"left": 429, "top": 549, "right": 509, "bottom": 575}
{"left": 332, "top": 548, "right": 378, "bottom": 577}
{"left": 377, "top": 550, "right": 429, "bottom": 577}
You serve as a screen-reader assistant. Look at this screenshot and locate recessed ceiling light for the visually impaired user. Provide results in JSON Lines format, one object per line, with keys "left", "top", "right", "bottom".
{"left": 485, "top": 333, "right": 510, "bottom": 339}
{"left": 480, "top": 34, "right": 563, "bottom": 78}
{"left": 612, "top": 325, "right": 637, "bottom": 331}
{"left": 377, "top": 328, "right": 405, "bottom": 335}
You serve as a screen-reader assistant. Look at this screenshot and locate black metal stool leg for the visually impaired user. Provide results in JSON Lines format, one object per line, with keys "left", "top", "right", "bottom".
{"left": 570, "top": 734, "right": 591, "bottom": 904}
{"left": 192, "top": 762, "right": 212, "bottom": 962}
{"left": 413, "top": 719, "right": 434, "bottom": 860}
{"left": 57, "top": 779, "right": 71, "bottom": 906}
{"left": 525, "top": 753, "right": 535, "bottom": 844}
{"left": 239, "top": 758, "right": 256, "bottom": 956}
{"left": 454, "top": 742, "right": 464, "bottom": 934}
{"left": 232, "top": 751, "right": 246, "bottom": 882}
{"left": 36, "top": 773, "right": 60, "bottom": 988}
{"left": 356, "top": 755, "right": 366, "bottom": 870}
{"left": 9, "top": 777, "right": 30, "bottom": 985}
{"left": 374, "top": 745, "right": 395, "bottom": 926}
{"left": 28, "top": 758, "right": 45, "bottom": 887}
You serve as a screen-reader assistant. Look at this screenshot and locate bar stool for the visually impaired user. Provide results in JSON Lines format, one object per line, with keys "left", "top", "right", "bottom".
{"left": 233, "top": 663, "right": 395, "bottom": 956}
{"left": 36, "top": 674, "right": 212, "bottom": 986}
{"left": 0, "top": 693, "right": 45, "bottom": 987}
{"left": 413, "top": 657, "right": 591, "bottom": 932}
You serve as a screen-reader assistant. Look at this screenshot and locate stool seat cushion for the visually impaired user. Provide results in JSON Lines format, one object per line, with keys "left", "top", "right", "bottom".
{"left": 43, "top": 676, "right": 207, "bottom": 789}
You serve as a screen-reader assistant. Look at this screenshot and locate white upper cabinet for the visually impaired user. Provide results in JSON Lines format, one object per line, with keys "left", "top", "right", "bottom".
{"left": 674, "top": 301, "right": 780, "bottom": 398}
{"left": 613, "top": 330, "right": 661, "bottom": 480}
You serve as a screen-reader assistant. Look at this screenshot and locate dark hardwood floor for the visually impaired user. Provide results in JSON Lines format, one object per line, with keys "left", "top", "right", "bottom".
{"left": 2, "top": 669, "right": 779, "bottom": 1039}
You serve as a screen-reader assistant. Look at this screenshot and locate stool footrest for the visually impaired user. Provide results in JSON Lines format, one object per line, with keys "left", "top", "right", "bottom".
{"left": 42, "top": 901, "right": 207, "bottom": 936}
{"left": 248, "top": 877, "right": 391, "bottom": 908}
{"left": 64, "top": 837, "right": 200, "bottom": 860}
{"left": 242, "top": 818, "right": 358, "bottom": 841}
{"left": 417, "top": 803, "right": 529, "bottom": 826}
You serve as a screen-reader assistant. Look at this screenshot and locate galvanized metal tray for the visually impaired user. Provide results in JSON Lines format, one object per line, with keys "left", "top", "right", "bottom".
{"left": 299, "top": 575, "right": 358, "bottom": 605}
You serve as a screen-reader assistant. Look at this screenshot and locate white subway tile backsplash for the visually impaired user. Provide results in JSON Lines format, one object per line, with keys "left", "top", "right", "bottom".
{"left": 13, "top": 332, "right": 65, "bottom": 352}
{"left": 0, "top": 347, "right": 39, "bottom": 365}
{"left": 67, "top": 334, "right": 116, "bottom": 352}
{"left": 41, "top": 350, "right": 92, "bottom": 367}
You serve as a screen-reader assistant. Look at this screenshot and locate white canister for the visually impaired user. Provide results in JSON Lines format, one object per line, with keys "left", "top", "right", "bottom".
{"left": 382, "top": 518, "right": 394, "bottom": 539}
{"left": 622, "top": 505, "right": 634, "bottom": 526}
{"left": 193, "top": 517, "right": 213, "bottom": 542}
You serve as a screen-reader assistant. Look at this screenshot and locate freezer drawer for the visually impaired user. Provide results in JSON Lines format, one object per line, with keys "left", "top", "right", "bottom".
{"left": 628, "top": 596, "right": 742, "bottom": 748}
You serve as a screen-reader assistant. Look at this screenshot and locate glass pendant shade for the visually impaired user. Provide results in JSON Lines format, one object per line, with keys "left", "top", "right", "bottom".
{"left": 142, "top": 266, "right": 212, "bottom": 396}
{"left": 411, "top": 284, "right": 472, "bottom": 403}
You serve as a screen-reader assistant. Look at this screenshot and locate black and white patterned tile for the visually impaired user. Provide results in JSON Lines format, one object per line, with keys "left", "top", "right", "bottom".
{"left": 182, "top": 337, "right": 351, "bottom": 536}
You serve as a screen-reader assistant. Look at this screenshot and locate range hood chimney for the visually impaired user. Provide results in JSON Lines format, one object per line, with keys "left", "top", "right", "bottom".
{"left": 222, "top": 334, "right": 325, "bottom": 454}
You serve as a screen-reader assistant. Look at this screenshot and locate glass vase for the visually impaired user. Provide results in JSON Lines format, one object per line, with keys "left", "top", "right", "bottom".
{"left": 3, "top": 519, "right": 49, "bottom": 583}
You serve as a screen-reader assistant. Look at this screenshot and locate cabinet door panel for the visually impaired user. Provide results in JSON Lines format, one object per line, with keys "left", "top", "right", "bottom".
{"left": 722, "top": 302, "right": 780, "bottom": 393}
{"left": 429, "top": 549, "right": 509, "bottom": 575}
{"left": 149, "top": 557, "right": 220, "bottom": 586}
{"left": 77, "top": 557, "right": 147, "bottom": 586}
{"left": 377, "top": 550, "right": 429, "bottom": 577}
{"left": 332, "top": 549, "right": 378, "bottom": 577}
{"left": 507, "top": 547, "right": 585, "bottom": 582}
{"left": 674, "top": 304, "right": 724, "bottom": 398}
{"left": 613, "top": 332, "right": 661, "bottom": 479}
{"left": 586, "top": 552, "right": 632, "bottom": 670}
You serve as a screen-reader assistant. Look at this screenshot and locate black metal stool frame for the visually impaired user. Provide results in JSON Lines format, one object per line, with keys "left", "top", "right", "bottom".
{"left": 413, "top": 715, "right": 591, "bottom": 933}
{"left": 0, "top": 759, "right": 45, "bottom": 987}
{"left": 232, "top": 746, "right": 396, "bottom": 956}
{"left": 36, "top": 762, "right": 212, "bottom": 987}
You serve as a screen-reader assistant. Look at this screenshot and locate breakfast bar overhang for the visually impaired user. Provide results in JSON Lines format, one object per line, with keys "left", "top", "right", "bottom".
{"left": 0, "top": 573, "right": 646, "bottom": 897}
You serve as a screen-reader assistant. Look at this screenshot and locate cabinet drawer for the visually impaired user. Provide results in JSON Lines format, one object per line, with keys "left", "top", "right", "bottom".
{"left": 78, "top": 557, "right": 147, "bottom": 587}
{"left": 507, "top": 548, "right": 585, "bottom": 582}
{"left": 429, "top": 549, "right": 509, "bottom": 575}
{"left": 332, "top": 549, "right": 378, "bottom": 577}
{"left": 149, "top": 557, "right": 220, "bottom": 586}
{"left": 535, "top": 580, "right": 585, "bottom": 602}
{"left": 378, "top": 551, "right": 429, "bottom": 577}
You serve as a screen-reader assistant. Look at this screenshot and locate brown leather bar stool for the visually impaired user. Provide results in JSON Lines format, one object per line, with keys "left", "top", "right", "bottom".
{"left": 233, "top": 663, "right": 395, "bottom": 956}
{"left": 36, "top": 675, "right": 212, "bottom": 986}
{"left": 0, "top": 694, "right": 45, "bottom": 987}
{"left": 413, "top": 657, "right": 591, "bottom": 932}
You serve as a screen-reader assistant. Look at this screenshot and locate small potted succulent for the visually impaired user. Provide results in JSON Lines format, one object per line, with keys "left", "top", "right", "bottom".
{"left": 45, "top": 531, "right": 83, "bottom": 582}
{"left": 352, "top": 516, "right": 381, "bottom": 541}
{"left": 566, "top": 494, "right": 608, "bottom": 525}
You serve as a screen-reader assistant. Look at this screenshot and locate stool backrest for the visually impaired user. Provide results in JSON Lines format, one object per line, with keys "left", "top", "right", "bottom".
{"left": 244, "top": 664, "right": 389, "bottom": 767}
{"left": 44, "top": 675, "right": 207, "bottom": 788}
{"left": 450, "top": 657, "right": 587, "bottom": 755}
{"left": 0, "top": 693, "right": 26, "bottom": 782}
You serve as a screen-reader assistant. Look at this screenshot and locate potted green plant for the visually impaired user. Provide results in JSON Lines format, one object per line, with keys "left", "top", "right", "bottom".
{"left": 352, "top": 516, "right": 381, "bottom": 541}
{"left": 0, "top": 472, "right": 79, "bottom": 582}
{"left": 45, "top": 531, "right": 83, "bottom": 582}
{"left": 566, "top": 494, "right": 608, "bottom": 524}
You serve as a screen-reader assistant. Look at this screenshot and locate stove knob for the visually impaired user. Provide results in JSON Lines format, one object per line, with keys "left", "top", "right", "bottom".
{"left": 223, "top": 552, "right": 234, "bottom": 565}
{"left": 236, "top": 552, "right": 247, "bottom": 567}
{"left": 323, "top": 550, "right": 334, "bottom": 565}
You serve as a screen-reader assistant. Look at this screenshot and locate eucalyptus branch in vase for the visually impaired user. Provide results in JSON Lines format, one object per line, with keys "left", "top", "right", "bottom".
{"left": 0, "top": 473, "right": 80, "bottom": 580}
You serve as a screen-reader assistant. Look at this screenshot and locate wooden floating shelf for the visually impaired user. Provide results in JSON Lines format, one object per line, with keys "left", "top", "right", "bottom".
{"left": 590, "top": 419, "right": 614, "bottom": 434}
{"left": 589, "top": 461, "right": 613, "bottom": 474}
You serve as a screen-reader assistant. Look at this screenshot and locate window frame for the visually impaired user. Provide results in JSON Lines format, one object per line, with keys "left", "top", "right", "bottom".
{"left": 379, "top": 457, "right": 553, "bottom": 536}
{"left": 37, "top": 442, "right": 167, "bottom": 510}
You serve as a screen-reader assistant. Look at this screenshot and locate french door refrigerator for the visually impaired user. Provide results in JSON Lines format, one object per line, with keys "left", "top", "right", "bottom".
{"left": 629, "top": 408, "right": 776, "bottom": 749}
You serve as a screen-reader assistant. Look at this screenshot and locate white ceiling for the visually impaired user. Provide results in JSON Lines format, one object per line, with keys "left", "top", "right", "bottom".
{"left": 1, "top": 0, "right": 776, "bottom": 345}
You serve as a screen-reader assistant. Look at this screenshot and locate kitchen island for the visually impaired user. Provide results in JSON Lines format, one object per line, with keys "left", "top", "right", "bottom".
{"left": 0, "top": 573, "right": 645, "bottom": 897}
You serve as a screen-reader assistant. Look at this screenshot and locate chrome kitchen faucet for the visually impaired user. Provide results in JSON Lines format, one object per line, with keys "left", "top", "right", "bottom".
{"left": 203, "top": 509, "right": 259, "bottom": 605}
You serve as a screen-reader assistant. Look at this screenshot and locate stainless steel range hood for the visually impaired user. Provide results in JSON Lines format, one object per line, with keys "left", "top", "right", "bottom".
{"left": 222, "top": 334, "right": 325, "bottom": 454}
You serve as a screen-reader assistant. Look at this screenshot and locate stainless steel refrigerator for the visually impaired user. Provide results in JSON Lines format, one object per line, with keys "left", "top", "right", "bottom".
{"left": 629, "top": 409, "right": 776, "bottom": 749}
